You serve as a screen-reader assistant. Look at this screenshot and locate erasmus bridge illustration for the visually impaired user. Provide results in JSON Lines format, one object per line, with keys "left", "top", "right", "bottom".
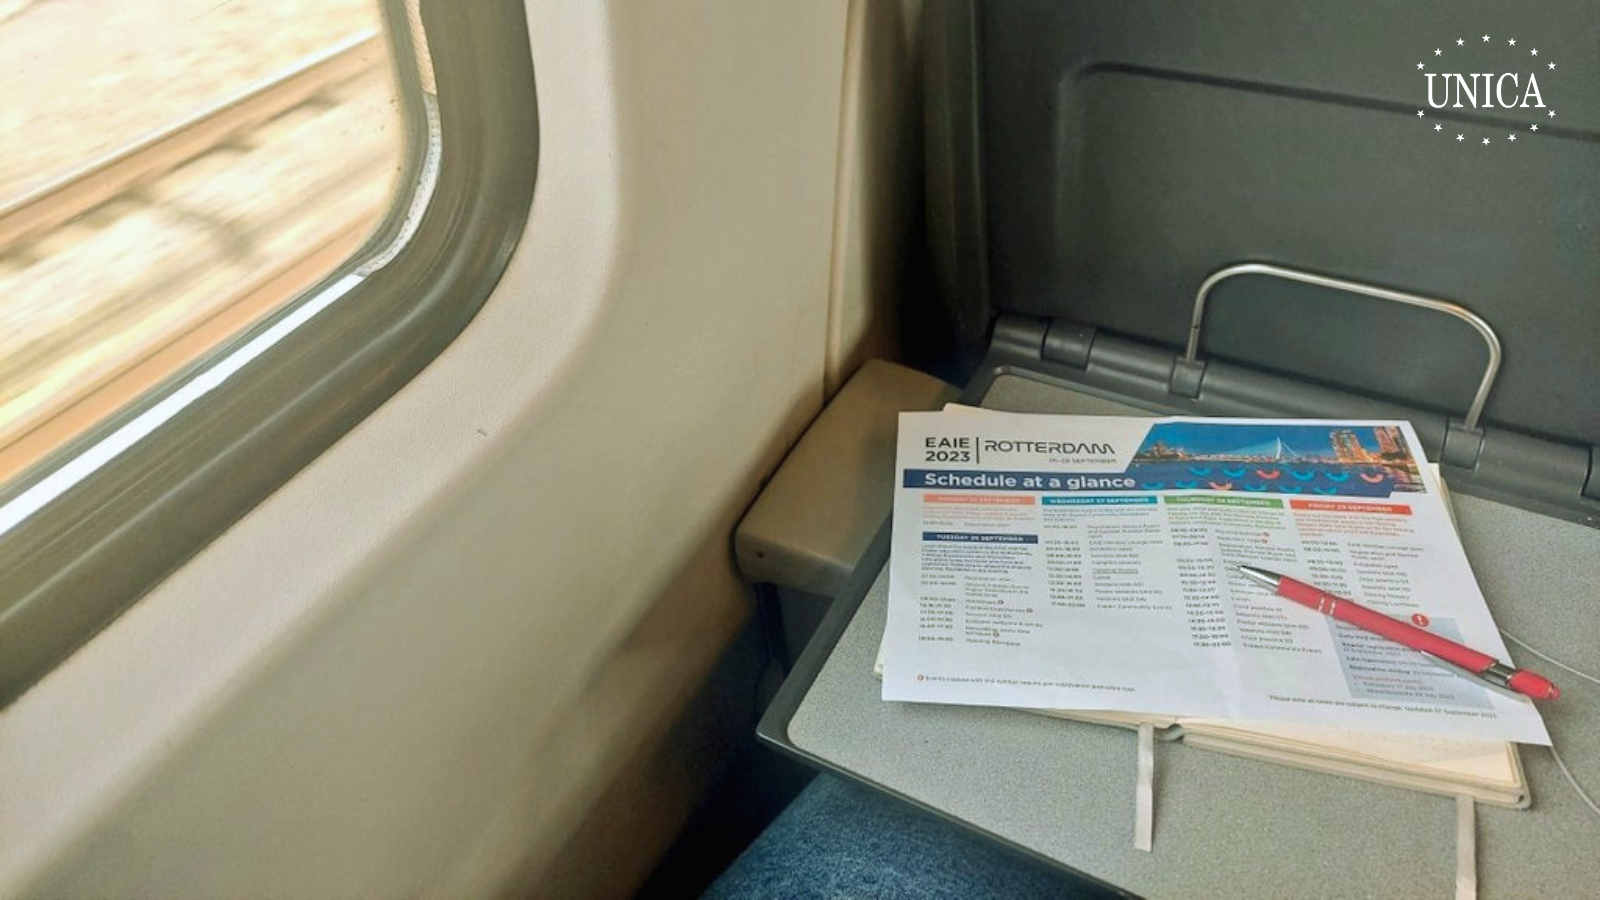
{"left": 1142, "top": 435, "right": 1314, "bottom": 463}
{"left": 1126, "top": 424, "right": 1422, "bottom": 495}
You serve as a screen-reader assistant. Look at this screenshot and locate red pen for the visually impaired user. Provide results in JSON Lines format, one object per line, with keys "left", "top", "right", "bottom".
{"left": 1235, "top": 565, "right": 1559, "bottom": 701}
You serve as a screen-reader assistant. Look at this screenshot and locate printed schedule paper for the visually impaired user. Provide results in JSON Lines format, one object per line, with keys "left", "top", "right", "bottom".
{"left": 882, "top": 409, "right": 1551, "bottom": 745}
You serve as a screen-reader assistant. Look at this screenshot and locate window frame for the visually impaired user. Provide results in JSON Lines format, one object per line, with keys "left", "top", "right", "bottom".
{"left": 0, "top": 0, "right": 539, "bottom": 707}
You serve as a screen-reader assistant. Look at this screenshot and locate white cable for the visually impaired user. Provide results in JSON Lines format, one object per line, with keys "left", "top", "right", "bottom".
{"left": 1500, "top": 629, "right": 1600, "bottom": 687}
{"left": 1549, "top": 744, "right": 1600, "bottom": 820}
{"left": 1496, "top": 629, "right": 1599, "bottom": 820}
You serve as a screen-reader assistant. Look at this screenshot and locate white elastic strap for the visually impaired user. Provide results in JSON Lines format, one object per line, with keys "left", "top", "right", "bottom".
{"left": 1135, "top": 723, "right": 1155, "bottom": 852}
{"left": 1455, "top": 795, "right": 1477, "bottom": 900}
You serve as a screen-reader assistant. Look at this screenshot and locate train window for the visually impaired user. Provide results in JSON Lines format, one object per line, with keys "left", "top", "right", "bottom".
{"left": 0, "top": 2, "right": 405, "bottom": 484}
{"left": 0, "top": 1, "right": 537, "bottom": 705}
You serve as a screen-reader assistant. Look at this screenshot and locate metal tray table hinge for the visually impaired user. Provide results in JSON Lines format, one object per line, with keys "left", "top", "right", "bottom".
{"left": 990, "top": 313, "right": 1050, "bottom": 366}
{"left": 1041, "top": 319, "right": 1098, "bottom": 369}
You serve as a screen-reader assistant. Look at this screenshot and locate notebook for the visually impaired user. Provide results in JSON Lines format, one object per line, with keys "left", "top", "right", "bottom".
{"left": 873, "top": 641, "right": 1529, "bottom": 807}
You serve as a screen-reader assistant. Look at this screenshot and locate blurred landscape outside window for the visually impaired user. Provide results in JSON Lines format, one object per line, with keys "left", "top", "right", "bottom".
{"left": 0, "top": 0, "right": 407, "bottom": 485}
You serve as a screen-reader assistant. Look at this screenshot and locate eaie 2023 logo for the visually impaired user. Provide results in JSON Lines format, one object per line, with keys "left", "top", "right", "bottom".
{"left": 1414, "top": 33, "right": 1559, "bottom": 145}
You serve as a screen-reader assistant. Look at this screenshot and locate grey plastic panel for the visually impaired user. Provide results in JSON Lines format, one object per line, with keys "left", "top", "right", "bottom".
{"left": 969, "top": 0, "right": 1600, "bottom": 447}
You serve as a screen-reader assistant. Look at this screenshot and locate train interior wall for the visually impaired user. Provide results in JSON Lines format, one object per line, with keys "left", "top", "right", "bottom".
{"left": 0, "top": 1, "right": 927, "bottom": 897}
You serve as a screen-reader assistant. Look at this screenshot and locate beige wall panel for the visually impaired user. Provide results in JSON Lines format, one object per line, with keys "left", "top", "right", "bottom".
{"left": 0, "top": 1, "right": 848, "bottom": 897}
{"left": 825, "top": 0, "right": 925, "bottom": 394}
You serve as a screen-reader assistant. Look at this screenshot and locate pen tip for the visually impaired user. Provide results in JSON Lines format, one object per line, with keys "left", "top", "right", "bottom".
{"left": 1233, "top": 565, "right": 1281, "bottom": 589}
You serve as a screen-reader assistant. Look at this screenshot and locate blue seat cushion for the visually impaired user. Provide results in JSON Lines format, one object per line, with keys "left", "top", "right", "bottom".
{"left": 702, "top": 774, "right": 1105, "bottom": 899}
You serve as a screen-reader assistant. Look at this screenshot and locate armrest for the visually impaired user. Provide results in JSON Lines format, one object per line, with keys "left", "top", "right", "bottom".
{"left": 735, "top": 360, "right": 957, "bottom": 596}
